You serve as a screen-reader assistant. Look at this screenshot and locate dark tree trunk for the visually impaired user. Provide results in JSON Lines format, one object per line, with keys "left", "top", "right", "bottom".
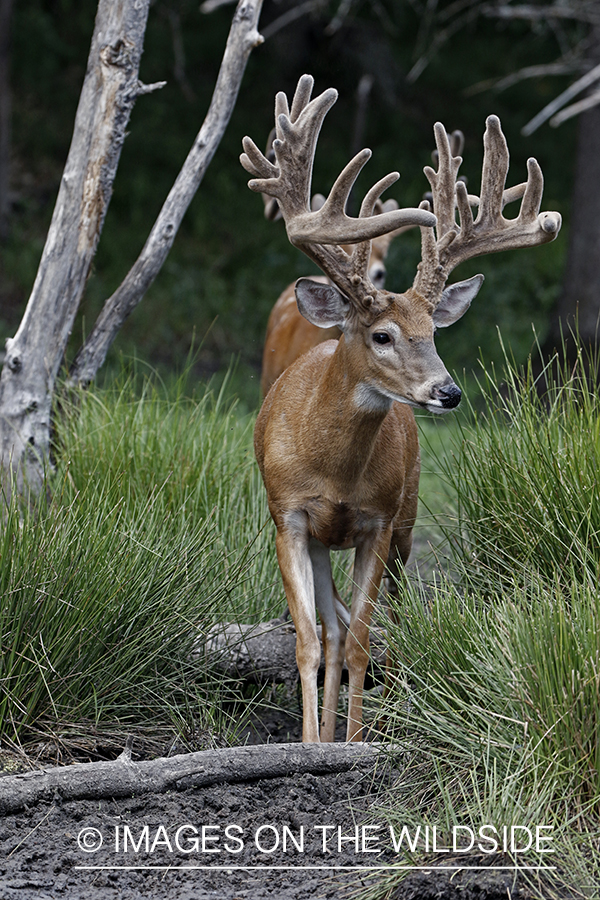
{"left": 0, "top": 0, "right": 12, "bottom": 241}
{"left": 544, "top": 101, "right": 600, "bottom": 356}
{"left": 543, "top": 30, "right": 600, "bottom": 362}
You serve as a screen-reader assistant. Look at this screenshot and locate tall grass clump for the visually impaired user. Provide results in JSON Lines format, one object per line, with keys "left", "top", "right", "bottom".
{"left": 371, "top": 337, "right": 600, "bottom": 899}
{"left": 447, "top": 336, "right": 600, "bottom": 588}
{"left": 0, "top": 368, "right": 281, "bottom": 750}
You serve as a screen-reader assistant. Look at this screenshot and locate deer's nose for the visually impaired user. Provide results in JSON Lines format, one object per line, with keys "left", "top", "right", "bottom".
{"left": 432, "top": 381, "right": 461, "bottom": 409}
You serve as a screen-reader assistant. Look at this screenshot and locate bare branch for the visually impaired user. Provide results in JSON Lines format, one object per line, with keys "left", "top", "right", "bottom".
{"left": 551, "top": 87, "right": 600, "bottom": 126}
{"left": 326, "top": 0, "right": 356, "bottom": 35}
{"left": 407, "top": 6, "right": 481, "bottom": 82}
{"left": 465, "top": 62, "right": 581, "bottom": 97}
{"left": 522, "top": 60, "right": 600, "bottom": 135}
{"left": 480, "top": 3, "right": 600, "bottom": 26}
{"left": 165, "top": 7, "right": 196, "bottom": 103}
{"left": 201, "top": 0, "right": 236, "bottom": 12}
{"left": 261, "top": 0, "right": 320, "bottom": 40}
{"left": 135, "top": 79, "right": 167, "bottom": 96}
{"left": 69, "top": 0, "right": 265, "bottom": 386}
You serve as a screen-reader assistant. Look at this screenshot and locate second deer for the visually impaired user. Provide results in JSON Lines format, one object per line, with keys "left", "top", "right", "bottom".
{"left": 241, "top": 75, "right": 561, "bottom": 743}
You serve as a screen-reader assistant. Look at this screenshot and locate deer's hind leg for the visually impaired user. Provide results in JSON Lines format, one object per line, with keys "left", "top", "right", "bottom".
{"left": 383, "top": 469, "right": 419, "bottom": 696}
{"left": 309, "top": 540, "right": 347, "bottom": 742}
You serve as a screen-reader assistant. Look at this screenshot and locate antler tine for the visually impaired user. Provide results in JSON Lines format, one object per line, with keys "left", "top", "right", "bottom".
{"left": 424, "top": 122, "right": 463, "bottom": 239}
{"left": 260, "top": 128, "right": 282, "bottom": 221}
{"left": 475, "top": 115, "right": 508, "bottom": 228}
{"left": 449, "top": 130, "right": 464, "bottom": 157}
{"left": 242, "top": 75, "right": 436, "bottom": 252}
{"left": 359, "top": 172, "right": 401, "bottom": 219}
{"left": 414, "top": 115, "right": 562, "bottom": 306}
{"left": 518, "top": 157, "right": 543, "bottom": 220}
{"left": 241, "top": 135, "right": 278, "bottom": 180}
{"left": 289, "top": 73, "right": 314, "bottom": 123}
{"left": 243, "top": 75, "right": 437, "bottom": 318}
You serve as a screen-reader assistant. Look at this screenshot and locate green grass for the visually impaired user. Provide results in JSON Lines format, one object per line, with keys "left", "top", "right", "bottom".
{"left": 0, "top": 367, "right": 283, "bottom": 752}
{"left": 368, "top": 339, "right": 600, "bottom": 900}
{"left": 444, "top": 338, "right": 600, "bottom": 590}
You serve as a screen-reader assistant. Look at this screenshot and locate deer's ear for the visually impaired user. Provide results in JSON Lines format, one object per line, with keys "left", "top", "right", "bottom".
{"left": 434, "top": 274, "right": 484, "bottom": 328}
{"left": 295, "top": 278, "right": 348, "bottom": 328}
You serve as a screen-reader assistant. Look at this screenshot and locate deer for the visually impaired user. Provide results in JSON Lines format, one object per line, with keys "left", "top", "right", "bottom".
{"left": 240, "top": 74, "right": 561, "bottom": 743}
{"left": 260, "top": 131, "right": 467, "bottom": 397}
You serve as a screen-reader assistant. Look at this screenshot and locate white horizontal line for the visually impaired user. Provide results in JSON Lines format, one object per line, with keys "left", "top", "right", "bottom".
{"left": 74, "top": 865, "right": 557, "bottom": 872}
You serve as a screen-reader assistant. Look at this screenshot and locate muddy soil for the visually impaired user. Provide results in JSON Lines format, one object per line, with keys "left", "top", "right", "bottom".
{"left": 0, "top": 764, "right": 542, "bottom": 900}
{"left": 0, "top": 707, "right": 554, "bottom": 900}
{"left": 0, "top": 547, "right": 559, "bottom": 900}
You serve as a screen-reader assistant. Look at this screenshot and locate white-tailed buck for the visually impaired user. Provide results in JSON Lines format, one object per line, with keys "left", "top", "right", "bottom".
{"left": 259, "top": 131, "right": 466, "bottom": 397}
{"left": 241, "top": 75, "right": 561, "bottom": 743}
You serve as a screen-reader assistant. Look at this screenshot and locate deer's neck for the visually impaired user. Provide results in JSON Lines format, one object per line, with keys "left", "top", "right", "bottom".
{"left": 303, "top": 336, "right": 391, "bottom": 483}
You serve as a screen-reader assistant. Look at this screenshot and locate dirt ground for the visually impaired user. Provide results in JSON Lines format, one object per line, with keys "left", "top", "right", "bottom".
{"left": 0, "top": 766, "right": 542, "bottom": 900}
{"left": 0, "top": 708, "right": 558, "bottom": 900}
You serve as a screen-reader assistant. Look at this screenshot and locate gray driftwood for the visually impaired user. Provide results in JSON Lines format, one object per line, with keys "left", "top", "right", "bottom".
{"left": 0, "top": 0, "right": 152, "bottom": 495}
{"left": 0, "top": 742, "right": 379, "bottom": 815}
{"left": 201, "top": 618, "right": 387, "bottom": 687}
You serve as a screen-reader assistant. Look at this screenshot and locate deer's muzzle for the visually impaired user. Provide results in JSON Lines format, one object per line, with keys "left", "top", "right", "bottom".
{"left": 431, "top": 381, "right": 461, "bottom": 409}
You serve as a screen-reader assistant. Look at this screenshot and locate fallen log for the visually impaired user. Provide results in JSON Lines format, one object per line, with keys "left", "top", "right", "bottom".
{"left": 0, "top": 742, "right": 380, "bottom": 815}
{"left": 199, "top": 618, "right": 387, "bottom": 687}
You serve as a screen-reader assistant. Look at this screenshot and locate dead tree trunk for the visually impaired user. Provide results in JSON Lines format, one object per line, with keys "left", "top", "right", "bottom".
{"left": 69, "top": 0, "right": 264, "bottom": 386}
{"left": 0, "top": 742, "right": 379, "bottom": 814}
{"left": 0, "top": 0, "right": 153, "bottom": 496}
{"left": 0, "top": 0, "right": 263, "bottom": 497}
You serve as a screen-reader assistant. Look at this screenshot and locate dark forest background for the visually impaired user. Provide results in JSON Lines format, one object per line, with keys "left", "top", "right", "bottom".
{"left": 0, "top": 0, "right": 580, "bottom": 406}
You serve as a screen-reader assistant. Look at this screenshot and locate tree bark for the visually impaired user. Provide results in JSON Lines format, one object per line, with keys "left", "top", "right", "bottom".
{"left": 547, "top": 104, "right": 600, "bottom": 349}
{"left": 0, "top": 742, "right": 379, "bottom": 814}
{"left": 202, "top": 619, "right": 387, "bottom": 688}
{"left": 0, "top": 0, "right": 13, "bottom": 241}
{"left": 543, "top": 28, "right": 600, "bottom": 360}
{"left": 0, "top": 0, "right": 152, "bottom": 495}
{"left": 0, "top": 0, "right": 264, "bottom": 497}
{"left": 69, "top": 0, "right": 264, "bottom": 387}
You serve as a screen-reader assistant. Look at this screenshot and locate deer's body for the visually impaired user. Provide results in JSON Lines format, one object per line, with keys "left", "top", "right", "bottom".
{"left": 255, "top": 335, "right": 419, "bottom": 743}
{"left": 241, "top": 75, "right": 561, "bottom": 743}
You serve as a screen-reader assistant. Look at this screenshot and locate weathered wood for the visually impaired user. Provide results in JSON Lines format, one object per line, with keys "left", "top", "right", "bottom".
{"left": 201, "top": 618, "right": 388, "bottom": 687}
{"left": 0, "top": 0, "right": 264, "bottom": 496}
{"left": 69, "top": 0, "right": 264, "bottom": 387}
{"left": 0, "top": 0, "right": 152, "bottom": 494}
{"left": 0, "top": 742, "right": 380, "bottom": 815}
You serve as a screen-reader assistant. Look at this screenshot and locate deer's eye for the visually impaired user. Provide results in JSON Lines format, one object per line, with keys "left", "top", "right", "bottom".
{"left": 372, "top": 332, "right": 391, "bottom": 345}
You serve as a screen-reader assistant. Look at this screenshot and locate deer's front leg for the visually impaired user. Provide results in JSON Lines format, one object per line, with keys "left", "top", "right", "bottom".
{"left": 346, "top": 526, "right": 392, "bottom": 742}
{"left": 275, "top": 524, "right": 321, "bottom": 742}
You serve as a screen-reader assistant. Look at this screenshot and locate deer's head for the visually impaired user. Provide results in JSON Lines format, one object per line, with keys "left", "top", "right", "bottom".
{"left": 242, "top": 76, "right": 561, "bottom": 413}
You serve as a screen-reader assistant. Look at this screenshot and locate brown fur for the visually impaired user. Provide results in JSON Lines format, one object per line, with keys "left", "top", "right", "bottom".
{"left": 255, "top": 328, "right": 423, "bottom": 743}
